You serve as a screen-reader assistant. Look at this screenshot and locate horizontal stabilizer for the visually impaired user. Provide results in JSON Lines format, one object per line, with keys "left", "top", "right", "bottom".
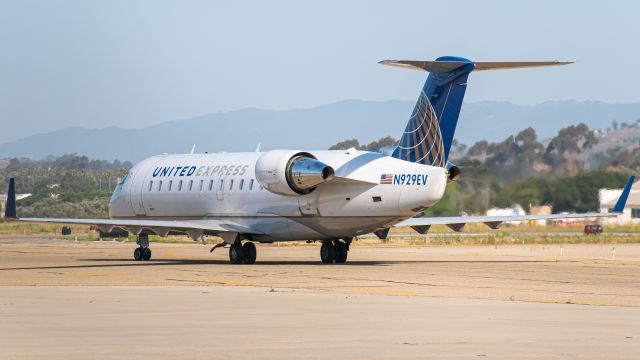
{"left": 395, "top": 176, "right": 635, "bottom": 232}
{"left": 379, "top": 60, "right": 573, "bottom": 73}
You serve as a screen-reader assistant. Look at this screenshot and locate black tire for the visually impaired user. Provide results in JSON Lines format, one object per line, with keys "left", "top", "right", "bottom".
{"left": 320, "top": 242, "right": 336, "bottom": 263}
{"left": 142, "top": 247, "right": 152, "bottom": 261}
{"left": 243, "top": 242, "right": 257, "bottom": 264}
{"left": 133, "top": 247, "right": 143, "bottom": 261}
{"left": 229, "top": 242, "right": 244, "bottom": 264}
{"left": 334, "top": 241, "right": 348, "bottom": 263}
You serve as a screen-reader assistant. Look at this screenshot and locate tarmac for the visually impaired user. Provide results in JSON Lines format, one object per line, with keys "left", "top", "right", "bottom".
{"left": 1, "top": 237, "right": 640, "bottom": 358}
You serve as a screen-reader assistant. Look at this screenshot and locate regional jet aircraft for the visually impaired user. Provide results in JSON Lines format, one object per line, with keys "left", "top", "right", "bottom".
{"left": 4, "top": 56, "right": 635, "bottom": 264}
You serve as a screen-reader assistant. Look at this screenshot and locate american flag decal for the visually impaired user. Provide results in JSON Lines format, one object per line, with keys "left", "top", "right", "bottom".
{"left": 380, "top": 174, "right": 393, "bottom": 184}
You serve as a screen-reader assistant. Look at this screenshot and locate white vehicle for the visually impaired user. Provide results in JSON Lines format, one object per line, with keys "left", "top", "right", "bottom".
{"left": 4, "top": 56, "right": 635, "bottom": 264}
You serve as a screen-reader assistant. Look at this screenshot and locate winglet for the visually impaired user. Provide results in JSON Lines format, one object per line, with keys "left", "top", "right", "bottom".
{"left": 4, "top": 178, "right": 17, "bottom": 219}
{"left": 613, "top": 176, "right": 635, "bottom": 213}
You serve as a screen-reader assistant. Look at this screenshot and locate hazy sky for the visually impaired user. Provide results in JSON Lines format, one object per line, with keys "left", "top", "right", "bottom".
{"left": 1, "top": 0, "right": 639, "bottom": 143}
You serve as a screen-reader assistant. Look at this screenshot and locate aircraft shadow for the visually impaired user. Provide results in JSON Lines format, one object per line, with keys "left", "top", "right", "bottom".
{"left": 0, "top": 258, "right": 554, "bottom": 271}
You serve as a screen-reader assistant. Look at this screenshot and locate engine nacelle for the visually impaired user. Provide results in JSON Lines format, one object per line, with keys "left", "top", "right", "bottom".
{"left": 255, "top": 150, "right": 335, "bottom": 196}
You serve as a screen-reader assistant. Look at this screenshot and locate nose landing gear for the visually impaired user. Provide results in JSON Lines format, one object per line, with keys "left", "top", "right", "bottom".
{"left": 133, "top": 234, "right": 152, "bottom": 261}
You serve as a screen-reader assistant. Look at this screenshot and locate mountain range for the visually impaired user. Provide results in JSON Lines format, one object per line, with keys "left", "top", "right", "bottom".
{"left": 1, "top": 99, "right": 639, "bottom": 162}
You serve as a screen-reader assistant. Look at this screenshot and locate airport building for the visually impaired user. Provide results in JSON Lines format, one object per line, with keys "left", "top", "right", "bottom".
{"left": 599, "top": 180, "right": 640, "bottom": 224}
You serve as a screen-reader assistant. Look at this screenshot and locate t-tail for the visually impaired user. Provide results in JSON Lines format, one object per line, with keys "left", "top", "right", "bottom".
{"left": 381, "top": 56, "right": 572, "bottom": 167}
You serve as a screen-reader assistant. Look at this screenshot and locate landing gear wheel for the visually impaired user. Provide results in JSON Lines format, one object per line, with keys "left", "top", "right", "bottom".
{"left": 229, "top": 242, "right": 245, "bottom": 264}
{"left": 142, "top": 247, "right": 152, "bottom": 261}
{"left": 320, "top": 241, "right": 336, "bottom": 263}
{"left": 243, "top": 242, "right": 257, "bottom": 264}
{"left": 334, "top": 241, "right": 348, "bottom": 263}
{"left": 134, "top": 234, "right": 150, "bottom": 261}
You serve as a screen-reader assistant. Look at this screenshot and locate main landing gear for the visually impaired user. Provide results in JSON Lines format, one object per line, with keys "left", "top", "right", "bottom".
{"left": 229, "top": 241, "right": 257, "bottom": 264}
{"left": 133, "top": 234, "right": 152, "bottom": 261}
{"left": 320, "top": 238, "right": 351, "bottom": 264}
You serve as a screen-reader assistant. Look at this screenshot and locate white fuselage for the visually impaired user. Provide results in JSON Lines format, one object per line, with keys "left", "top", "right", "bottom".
{"left": 108, "top": 149, "right": 447, "bottom": 242}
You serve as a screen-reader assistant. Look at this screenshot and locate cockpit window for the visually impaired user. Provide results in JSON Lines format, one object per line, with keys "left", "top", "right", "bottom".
{"left": 118, "top": 172, "right": 130, "bottom": 187}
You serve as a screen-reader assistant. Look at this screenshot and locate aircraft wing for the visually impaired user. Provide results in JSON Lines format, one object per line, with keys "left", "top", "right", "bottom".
{"left": 15, "top": 217, "right": 258, "bottom": 235}
{"left": 3, "top": 178, "right": 261, "bottom": 238}
{"left": 394, "top": 176, "right": 635, "bottom": 233}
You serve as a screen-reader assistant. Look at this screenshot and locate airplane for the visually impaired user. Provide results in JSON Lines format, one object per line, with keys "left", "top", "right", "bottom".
{"left": 3, "top": 56, "right": 635, "bottom": 264}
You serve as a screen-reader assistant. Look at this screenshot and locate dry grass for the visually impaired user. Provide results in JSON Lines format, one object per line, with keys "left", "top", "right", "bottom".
{"left": 1, "top": 220, "right": 638, "bottom": 246}
{"left": 391, "top": 222, "right": 640, "bottom": 234}
{"left": 398, "top": 233, "right": 640, "bottom": 246}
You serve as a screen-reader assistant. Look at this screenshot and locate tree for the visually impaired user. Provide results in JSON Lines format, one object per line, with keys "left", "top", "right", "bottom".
{"left": 494, "top": 171, "right": 629, "bottom": 212}
{"left": 545, "top": 123, "right": 597, "bottom": 176}
{"left": 328, "top": 139, "right": 362, "bottom": 150}
{"left": 328, "top": 137, "right": 398, "bottom": 153}
{"left": 477, "top": 127, "right": 545, "bottom": 181}
{"left": 598, "top": 147, "right": 640, "bottom": 170}
{"left": 365, "top": 136, "right": 397, "bottom": 152}
{"left": 467, "top": 140, "right": 489, "bottom": 158}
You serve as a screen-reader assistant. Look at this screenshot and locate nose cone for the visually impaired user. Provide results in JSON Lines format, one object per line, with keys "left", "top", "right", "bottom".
{"left": 288, "top": 157, "right": 335, "bottom": 193}
{"left": 108, "top": 185, "right": 132, "bottom": 217}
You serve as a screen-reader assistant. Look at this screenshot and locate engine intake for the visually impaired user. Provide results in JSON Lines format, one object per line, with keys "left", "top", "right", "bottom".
{"left": 255, "top": 150, "right": 335, "bottom": 196}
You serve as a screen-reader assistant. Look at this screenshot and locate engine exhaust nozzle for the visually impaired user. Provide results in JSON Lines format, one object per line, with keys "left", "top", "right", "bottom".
{"left": 287, "top": 156, "right": 335, "bottom": 194}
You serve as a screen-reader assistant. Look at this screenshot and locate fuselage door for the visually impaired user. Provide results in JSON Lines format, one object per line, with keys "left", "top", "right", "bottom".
{"left": 127, "top": 158, "right": 162, "bottom": 216}
{"left": 127, "top": 171, "right": 147, "bottom": 216}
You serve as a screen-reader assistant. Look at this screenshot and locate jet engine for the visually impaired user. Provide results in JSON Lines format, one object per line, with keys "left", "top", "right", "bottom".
{"left": 255, "top": 150, "right": 335, "bottom": 196}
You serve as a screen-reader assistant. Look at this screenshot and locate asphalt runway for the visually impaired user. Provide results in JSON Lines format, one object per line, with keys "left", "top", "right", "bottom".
{"left": 1, "top": 237, "right": 640, "bottom": 358}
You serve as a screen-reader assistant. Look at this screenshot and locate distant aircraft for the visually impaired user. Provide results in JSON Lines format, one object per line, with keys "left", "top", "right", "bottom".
{"left": 4, "top": 56, "right": 635, "bottom": 264}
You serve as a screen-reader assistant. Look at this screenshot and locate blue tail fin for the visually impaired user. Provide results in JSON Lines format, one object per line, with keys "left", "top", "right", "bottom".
{"left": 5, "top": 178, "right": 17, "bottom": 219}
{"left": 390, "top": 56, "right": 474, "bottom": 167}
{"left": 381, "top": 56, "right": 571, "bottom": 167}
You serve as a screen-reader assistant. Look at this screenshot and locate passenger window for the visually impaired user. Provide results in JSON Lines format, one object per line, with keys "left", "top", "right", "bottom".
{"left": 249, "top": 179, "right": 254, "bottom": 190}
{"left": 148, "top": 181, "right": 153, "bottom": 191}
{"left": 178, "top": 180, "right": 183, "bottom": 191}
{"left": 199, "top": 180, "right": 204, "bottom": 191}
{"left": 168, "top": 180, "right": 173, "bottom": 191}
{"left": 229, "top": 179, "right": 234, "bottom": 190}
{"left": 209, "top": 179, "right": 214, "bottom": 191}
{"left": 158, "top": 180, "right": 163, "bottom": 191}
{"left": 239, "top": 179, "right": 244, "bottom": 190}
{"left": 189, "top": 180, "right": 193, "bottom": 191}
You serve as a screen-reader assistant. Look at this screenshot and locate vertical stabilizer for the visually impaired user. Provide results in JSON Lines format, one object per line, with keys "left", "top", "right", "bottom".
{"left": 390, "top": 56, "right": 474, "bottom": 166}
{"left": 5, "top": 178, "right": 17, "bottom": 219}
{"left": 380, "top": 57, "right": 572, "bottom": 167}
